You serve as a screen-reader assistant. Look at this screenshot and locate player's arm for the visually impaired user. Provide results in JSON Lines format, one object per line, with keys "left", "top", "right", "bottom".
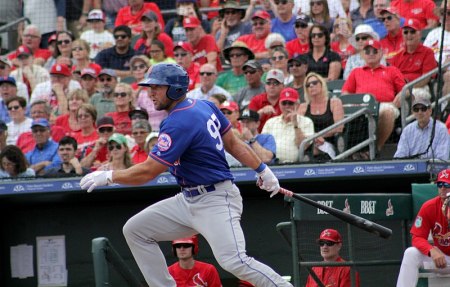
{"left": 112, "top": 157, "right": 167, "bottom": 185}
{"left": 223, "top": 128, "right": 262, "bottom": 170}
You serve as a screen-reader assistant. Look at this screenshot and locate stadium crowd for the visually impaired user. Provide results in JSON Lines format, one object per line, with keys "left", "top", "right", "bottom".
{"left": 0, "top": 0, "right": 450, "bottom": 179}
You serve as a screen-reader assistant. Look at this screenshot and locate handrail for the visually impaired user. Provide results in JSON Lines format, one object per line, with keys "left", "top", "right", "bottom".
{"left": 0, "top": 17, "right": 30, "bottom": 33}
{"left": 92, "top": 237, "right": 146, "bottom": 287}
{"left": 405, "top": 93, "right": 450, "bottom": 125}
{"left": 299, "top": 259, "right": 401, "bottom": 267}
{"left": 400, "top": 61, "right": 450, "bottom": 128}
{"left": 298, "top": 107, "right": 377, "bottom": 161}
{"left": 161, "top": 5, "right": 251, "bottom": 16}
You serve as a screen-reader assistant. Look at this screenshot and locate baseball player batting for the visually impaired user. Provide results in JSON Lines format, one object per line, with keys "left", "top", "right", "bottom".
{"left": 80, "top": 63, "right": 292, "bottom": 287}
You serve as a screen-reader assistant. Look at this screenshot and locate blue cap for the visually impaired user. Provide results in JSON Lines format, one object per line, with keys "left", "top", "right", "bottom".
{"left": 0, "top": 76, "right": 16, "bottom": 86}
{"left": 31, "top": 118, "right": 50, "bottom": 129}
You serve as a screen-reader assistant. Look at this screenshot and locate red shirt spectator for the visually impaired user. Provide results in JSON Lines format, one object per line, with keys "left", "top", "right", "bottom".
{"left": 380, "top": 30, "right": 404, "bottom": 59}
{"left": 286, "top": 39, "right": 309, "bottom": 58}
{"left": 236, "top": 10, "right": 272, "bottom": 59}
{"left": 8, "top": 25, "right": 52, "bottom": 63}
{"left": 330, "top": 41, "right": 356, "bottom": 70}
{"left": 391, "top": 0, "right": 438, "bottom": 29}
{"left": 286, "top": 14, "right": 311, "bottom": 58}
{"left": 115, "top": 2, "right": 165, "bottom": 34}
{"left": 105, "top": 111, "right": 132, "bottom": 136}
{"left": 173, "top": 42, "right": 201, "bottom": 91}
{"left": 130, "top": 145, "right": 148, "bottom": 164}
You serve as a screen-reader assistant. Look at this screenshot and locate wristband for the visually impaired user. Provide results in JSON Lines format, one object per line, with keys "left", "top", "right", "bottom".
{"left": 255, "top": 162, "right": 267, "bottom": 173}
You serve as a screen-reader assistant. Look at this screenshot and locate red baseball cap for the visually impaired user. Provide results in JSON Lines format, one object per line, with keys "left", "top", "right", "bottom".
{"left": 252, "top": 10, "right": 271, "bottom": 21}
{"left": 363, "top": 39, "right": 382, "bottom": 50}
{"left": 220, "top": 101, "right": 239, "bottom": 112}
{"left": 48, "top": 33, "right": 57, "bottom": 44}
{"left": 183, "top": 16, "right": 201, "bottom": 28}
{"left": 50, "top": 64, "right": 72, "bottom": 77}
{"left": 174, "top": 41, "right": 194, "bottom": 54}
{"left": 16, "top": 45, "right": 31, "bottom": 57}
{"left": 318, "top": 229, "right": 342, "bottom": 243}
{"left": 81, "top": 68, "right": 97, "bottom": 78}
{"left": 403, "top": 18, "right": 422, "bottom": 31}
{"left": 437, "top": 169, "right": 450, "bottom": 184}
{"left": 279, "top": 87, "right": 299, "bottom": 103}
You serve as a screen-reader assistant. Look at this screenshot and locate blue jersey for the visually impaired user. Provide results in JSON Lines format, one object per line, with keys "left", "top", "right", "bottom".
{"left": 271, "top": 16, "right": 297, "bottom": 42}
{"left": 150, "top": 98, "right": 235, "bottom": 186}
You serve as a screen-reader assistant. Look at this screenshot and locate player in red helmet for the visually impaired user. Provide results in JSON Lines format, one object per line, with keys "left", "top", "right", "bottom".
{"left": 168, "top": 235, "right": 222, "bottom": 287}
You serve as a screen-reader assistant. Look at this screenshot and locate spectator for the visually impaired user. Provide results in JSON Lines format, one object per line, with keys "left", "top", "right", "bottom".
{"left": 287, "top": 55, "right": 309, "bottom": 101}
{"left": 134, "top": 82, "right": 168, "bottom": 132}
{"left": 105, "top": 83, "right": 134, "bottom": 135}
{"left": 236, "top": 10, "right": 273, "bottom": 60}
{"left": 17, "top": 100, "right": 66, "bottom": 154}
{"left": 379, "top": 7, "right": 404, "bottom": 60}
{"left": 215, "top": 0, "right": 251, "bottom": 50}
{"left": 26, "top": 118, "right": 62, "bottom": 175}
{"left": 94, "top": 25, "right": 137, "bottom": 79}
{"left": 391, "top": 0, "right": 438, "bottom": 29}
{"left": 10, "top": 46, "right": 50, "bottom": 96}
{"left": 305, "top": 24, "right": 342, "bottom": 80}
{"left": 44, "top": 136, "right": 90, "bottom": 177}
{"left": 286, "top": 14, "right": 312, "bottom": 58}
{"left": 331, "top": 17, "right": 356, "bottom": 71}
{"left": 72, "top": 103, "right": 99, "bottom": 152}
{"left": 165, "top": 0, "right": 211, "bottom": 43}
{"left": 129, "top": 108, "right": 149, "bottom": 124}
{"left": 309, "top": 0, "right": 334, "bottom": 32}
{"left": 239, "top": 109, "right": 276, "bottom": 164}
{"left": 55, "top": 89, "right": 90, "bottom": 135}
{"left": 296, "top": 0, "right": 348, "bottom": 19}
{"left": 350, "top": 0, "right": 375, "bottom": 29}
{"left": 168, "top": 236, "right": 222, "bottom": 287}
{"left": 0, "top": 57, "right": 29, "bottom": 102}
{"left": 262, "top": 87, "right": 314, "bottom": 163}
{"left": 187, "top": 63, "right": 231, "bottom": 100}
{"left": 394, "top": 96, "right": 450, "bottom": 160}
{"left": 218, "top": 41, "right": 255, "bottom": 96}
{"left": 115, "top": 0, "right": 165, "bottom": 35}
{"left": 71, "top": 39, "right": 102, "bottom": 76}
{"left": 101, "top": 0, "right": 128, "bottom": 31}
{"left": 8, "top": 25, "right": 52, "bottom": 66}
{"left": 298, "top": 73, "right": 344, "bottom": 161}
{"left": 79, "top": 68, "right": 99, "bottom": 97}
{"left": 98, "top": 133, "right": 132, "bottom": 170}
{"left": 234, "top": 60, "right": 265, "bottom": 110}
{"left": 0, "top": 145, "right": 35, "bottom": 179}
{"left": 79, "top": 116, "right": 115, "bottom": 170}
{"left": 134, "top": 11, "right": 174, "bottom": 57}
{"left": 265, "top": 33, "right": 287, "bottom": 55}
{"left": 208, "top": 93, "right": 228, "bottom": 108}
{"left": 80, "top": 9, "right": 115, "bottom": 60}
{"left": 0, "top": 77, "right": 26, "bottom": 123}
{"left": 364, "top": 0, "right": 390, "bottom": 39}
{"left": 5, "top": 96, "right": 32, "bottom": 145}
{"left": 173, "top": 41, "right": 201, "bottom": 91}
{"left": 305, "top": 229, "right": 360, "bottom": 287}
{"left": 148, "top": 40, "right": 176, "bottom": 65}
{"left": 45, "top": 31, "right": 75, "bottom": 71}
{"left": 0, "top": 121, "right": 6, "bottom": 153}
{"left": 129, "top": 55, "right": 151, "bottom": 91}
{"left": 344, "top": 24, "right": 381, "bottom": 80}
{"left": 271, "top": 0, "right": 297, "bottom": 41}
{"left": 342, "top": 39, "right": 405, "bottom": 152}
{"left": 220, "top": 100, "right": 242, "bottom": 134}
{"left": 249, "top": 69, "right": 285, "bottom": 132}
{"left": 396, "top": 168, "right": 450, "bottom": 286}
{"left": 184, "top": 16, "right": 222, "bottom": 72}
{"left": 268, "top": 47, "right": 292, "bottom": 84}
{"left": 145, "top": 131, "right": 159, "bottom": 153}
{"left": 31, "top": 63, "right": 82, "bottom": 116}
{"left": 90, "top": 69, "right": 118, "bottom": 118}
{"left": 130, "top": 120, "right": 151, "bottom": 164}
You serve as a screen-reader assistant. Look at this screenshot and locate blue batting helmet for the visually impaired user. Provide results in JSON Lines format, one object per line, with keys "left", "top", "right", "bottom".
{"left": 138, "top": 63, "right": 189, "bottom": 100}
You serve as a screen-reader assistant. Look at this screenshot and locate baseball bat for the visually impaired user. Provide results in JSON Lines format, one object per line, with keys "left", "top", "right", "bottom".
{"left": 279, "top": 188, "right": 393, "bottom": 239}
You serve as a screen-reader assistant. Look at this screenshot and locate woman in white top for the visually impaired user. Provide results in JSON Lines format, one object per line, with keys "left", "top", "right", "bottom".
{"left": 5, "top": 96, "right": 32, "bottom": 145}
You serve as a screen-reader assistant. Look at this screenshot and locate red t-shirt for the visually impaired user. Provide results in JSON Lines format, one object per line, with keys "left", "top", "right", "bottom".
{"left": 286, "top": 39, "right": 309, "bottom": 58}
{"left": 446, "top": 115, "right": 450, "bottom": 131}
{"left": 133, "top": 32, "right": 174, "bottom": 57}
{"left": 342, "top": 65, "right": 405, "bottom": 102}
{"left": 79, "top": 144, "right": 109, "bottom": 170}
{"left": 248, "top": 93, "right": 282, "bottom": 133}
{"left": 192, "top": 34, "right": 222, "bottom": 72}
{"left": 72, "top": 130, "right": 99, "bottom": 153}
{"left": 55, "top": 114, "right": 81, "bottom": 135}
{"left": 236, "top": 34, "right": 268, "bottom": 54}
{"left": 389, "top": 44, "right": 437, "bottom": 83}
{"left": 8, "top": 48, "right": 52, "bottom": 62}
{"left": 131, "top": 145, "right": 148, "bottom": 164}
{"left": 305, "top": 257, "right": 360, "bottom": 287}
{"left": 391, "top": 0, "right": 438, "bottom": 28}
{"left": 186, "top": 62, "right": 201, "bottom": 91}
{"left": 16, "top": 126, "right": 66, "bottom": 154}
{"left": 380, "top": 31, "right": 404, "bottom": 60}
{"left": 115, "top": 3, "right": 165, "bottom": 34}
{"left": 105, "top": 111, "right": 132, "bottom": 135}
{"left": 330, "top": 41, "right": 356, "bottom": 70}
{"left": 168, "top": 260, "right": 222, "bottom": 287}
{"left": 72, "top": 62, "right": 102, "bottom": 75}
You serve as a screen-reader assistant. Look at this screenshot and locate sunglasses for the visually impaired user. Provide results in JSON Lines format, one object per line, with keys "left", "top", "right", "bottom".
{"left": 310, "top": 1, "right": 323, "bottom": 6}
{"left": 403, "top": 29, "right": 416, "bottom": 35}
{"left": 252, "top": 20, "right": 267, "bottom": 26}
{"left": 311, "top": 32, "right": 325, "bottom": 38}
{"left": 132, "top": 131, "right": 148, "bottom": 136}
{"left": 7, "top": 105, "right": 21, "bottom": 111}
{"left": 200, "top": 72, "right": 215, "bottom": 76}
{"left": 132, "top": 64, "right": 147, "bottom": 71}
{"left": 229, "top": 53, "right": 244, "bottom": 58}
{"left": 271, "top": 55, "right": 286, "bottom": 61}
{"left": 364, "top": 48, "right": 378, "bottom": 55}
{"left": 99, "top": 77, "right": 113, "bottom": 82}
{"left": 174, "top": 52, "right": 188, "bottom": 58}
{"left": 221, "top": 110, "right": 233, "bottom": 115}
{"left": 288, "top": 62, "right": 302, "bottom": 68}
{"left": 437, "top": 182, "right": 450, "bottom": 188}
{"left": 244, "top": 69, "right": 257, "bottom": 75}
{"left": 108, "top": 143, "right": 122, "bottom": 151}
{"left": 72, "top": 47, "right": 84, "bottom": 51}
{"left": 295, "top": 22, "right": 308, "bottom": 29}
{"left": 266, "top": 80, "right": 281, "bottom": 86}
{"left": 319, "top": 241, "right": 336, "bottom": 247}
{"left": 224, "top": 9, "right": 238, "bottom": 15}
{"left": 32, "top": 128, "right": 47, "bottom": 133}
{"left": 306, "top": 80, "right": 320, "bottom": 88}
{"left": 281, "top": 101, "right": 295, "bottom": 106}
{"left": 114, "top": 34, "right": 128, "bottom": 40}
{"left": 412, "top": 106, "right": 428, "bottom": 113}
{"left": 98, "top": 127, "right": 113, "bottom": 133}
{"left": 57, "top": 39, "right": 71, "bottom": 45}
{"left": 355, "top": 35, "right": 369, "bottom": 42}
{"left": 381, "top": 15, "right": 394, "bottom": 22}
{"left": 174, "top": 243, "right": 193, "bottom": 249}
{"left": 275, "top": 0, "right": 289, "bottom": 5}
{"left": 114, "top": 92, "right": 128, "bottom": 98}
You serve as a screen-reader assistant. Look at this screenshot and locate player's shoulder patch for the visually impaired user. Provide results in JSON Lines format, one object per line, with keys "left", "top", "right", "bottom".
{"left": 157, "top": 133, "right": 172, "bottom": 152}
{"left": 415, "top": 216, "right": 423, "bottom": 228}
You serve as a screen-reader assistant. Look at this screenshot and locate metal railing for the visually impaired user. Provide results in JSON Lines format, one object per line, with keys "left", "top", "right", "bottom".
{"left": 298, "top": 107, "right": 377, "bottom": 162}
{"left": 92, "top": 237, "right": 146, "bottom": 287}
{"left": 0, "top": 17, "right": 30, "bottom": 33}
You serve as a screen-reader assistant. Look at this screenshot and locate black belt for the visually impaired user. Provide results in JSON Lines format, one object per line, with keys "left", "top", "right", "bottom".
{"left": 181, "top": 184, "right": 216, "bottom": 197}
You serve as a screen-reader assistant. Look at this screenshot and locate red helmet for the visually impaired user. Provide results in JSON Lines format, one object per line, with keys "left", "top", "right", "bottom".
{"left": 172, "top": 235, "right": 199, "bottom": 255}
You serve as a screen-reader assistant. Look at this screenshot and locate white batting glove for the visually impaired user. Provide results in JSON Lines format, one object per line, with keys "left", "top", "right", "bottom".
{"left": 257, "top": 166, "right": 280, "bottom": 198}
{"left": 80, "top": 170, "right": 113, "bottom": 193}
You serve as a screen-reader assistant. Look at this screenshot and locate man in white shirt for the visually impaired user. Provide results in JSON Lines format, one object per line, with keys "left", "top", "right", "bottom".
{"left": 187, "top": 63, "right": 231, "bottom": 100}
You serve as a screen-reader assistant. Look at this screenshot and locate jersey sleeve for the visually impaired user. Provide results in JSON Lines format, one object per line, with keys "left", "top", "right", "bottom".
{"left": 410, "top": 199, "right": 436, "bottom": 255}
